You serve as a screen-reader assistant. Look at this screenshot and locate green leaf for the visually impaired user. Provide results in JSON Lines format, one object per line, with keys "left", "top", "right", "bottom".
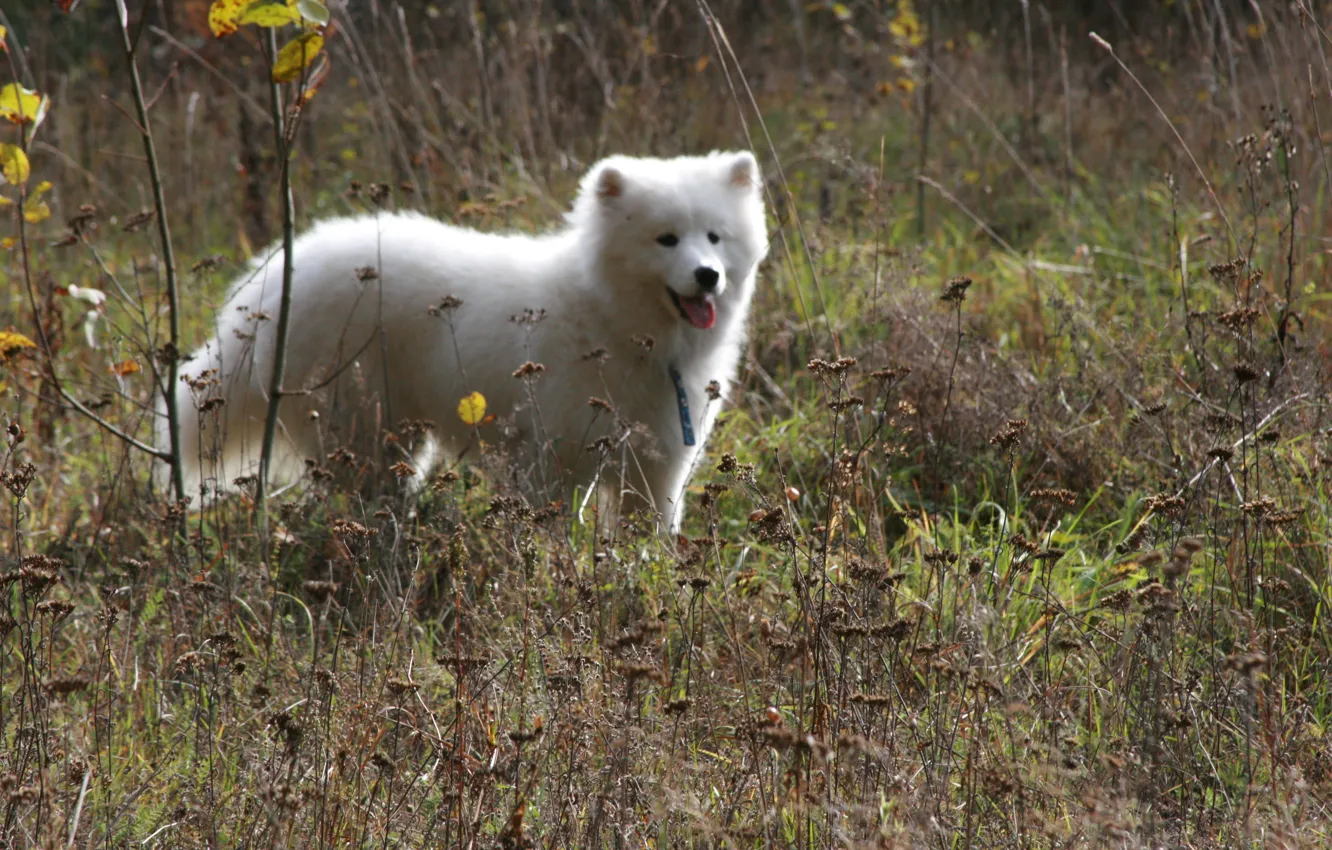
{"left": 296, "top": 0, "right": 330, "bottom": 25}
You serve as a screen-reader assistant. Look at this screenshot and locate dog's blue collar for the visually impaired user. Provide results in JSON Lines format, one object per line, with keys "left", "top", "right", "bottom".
{"left": 669, "top": 365, "right": 696, "bottom": 447}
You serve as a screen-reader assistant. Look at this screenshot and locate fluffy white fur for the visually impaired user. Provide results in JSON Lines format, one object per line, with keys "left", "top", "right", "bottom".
{"left": 164, "top": 151, "right": 768, "bottom": 532}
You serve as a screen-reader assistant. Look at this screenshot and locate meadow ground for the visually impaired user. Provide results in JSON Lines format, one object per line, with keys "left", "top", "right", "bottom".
{"left": 2, "top": 2, "right": 1332, "bottom": 847}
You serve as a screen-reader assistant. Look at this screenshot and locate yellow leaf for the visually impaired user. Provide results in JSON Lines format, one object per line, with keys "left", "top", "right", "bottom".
{"left": 208, "top": 0, "right": 253, "bottom": 37}
{"left": 0, "top": 144, "right": 28, "bottom": 185}
{"left": 456, "top": 391, "right": 487, "bottom": 426}
{"left": 0, "top": 196, "right": 11, "bottom": 207}
{"left": 271, "top": 33, "right": 324, "bottom": 83}
{"left": 0, "top": 25, "right": 8, "bottom": 54}
{"left": 889, "top": 1, "right": 924, "bottom": 47}
{"left": 0, "top": 330, "right": 36, "bottom": 360}
{"left": 23, "top": 202, "right": 50, "bottom": 224}
{"left": 0, "top": 83, "right": 48, "bottom": 128}
{"left": 23, "top": 181, "right": 51, "bottom": 223}
{"left": 241, "top": 2, "right": 300, "bottom": 27}
{"left": 109, "top": 359, "right": 141, "bottom": 376}
{"left": 0, "top": 237, "right": 14, "bottom": 249}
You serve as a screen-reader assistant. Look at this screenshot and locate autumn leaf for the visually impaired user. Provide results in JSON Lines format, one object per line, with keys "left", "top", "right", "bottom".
{"left": 456, "top": 391, "right": 487, "bottom": 426}
{"left": 208, "top": 0, "right": 253, "bottom": 37}
{"left": 109, "top": 359, "right": 141, "bottom": 377}
{"left": 22, "top": 180, "right": 51, "bottom": 224}
{"left": 271, "top": 32, "right": 323, "bottom": 83}
{"left": 0, "top": 330, "right": 36, "bottom": 360}
{"left": 888, "top": 2, "right": 925, "bottom": 48}
{"left": 0, "top": 25, "right": 8, "bottom": 54}
{"left": 0, "top": 84, "right": 48, "bottom": 130}
{"left": 24, "top": 202, "right": 51, "bottom": 224}
{"left": 0, "top": 144, "right": 28, "bottom": 186}
{"left": 241, "top": 2, "right": 300, "bottom": 27}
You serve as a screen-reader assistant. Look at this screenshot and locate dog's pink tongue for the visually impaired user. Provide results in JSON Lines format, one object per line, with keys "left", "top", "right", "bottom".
{"left": 681, "top": 294, "right": 716, "bottom": 330}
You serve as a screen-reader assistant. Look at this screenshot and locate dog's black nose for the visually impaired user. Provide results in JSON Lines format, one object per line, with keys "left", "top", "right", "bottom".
{"left": 694, "top": 267, "right": 720, "bottom": 291}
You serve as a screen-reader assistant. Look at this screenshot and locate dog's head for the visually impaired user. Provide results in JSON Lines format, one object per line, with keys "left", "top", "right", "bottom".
{"left": 573, "top": 151, "right": 768, "bottom": 331}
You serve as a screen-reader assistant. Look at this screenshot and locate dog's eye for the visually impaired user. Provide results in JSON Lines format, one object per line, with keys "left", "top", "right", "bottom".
{"left": 656, "top": 234, "right": 679, "bottom": 247}
{"left": 707, "top": 231, "right": 720, "bottom": 244}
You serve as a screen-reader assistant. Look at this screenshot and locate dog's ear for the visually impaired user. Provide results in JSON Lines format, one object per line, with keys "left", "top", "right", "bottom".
{"left": 727, "top": 152, "right": 759, "bottom": 190}
{"left": 596, "top": 165, "right": 626, "bottom": 201}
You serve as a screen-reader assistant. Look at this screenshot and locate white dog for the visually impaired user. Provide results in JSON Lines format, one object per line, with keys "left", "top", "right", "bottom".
{"left": 164, "top": 151, "right": 768, "bottom": 532}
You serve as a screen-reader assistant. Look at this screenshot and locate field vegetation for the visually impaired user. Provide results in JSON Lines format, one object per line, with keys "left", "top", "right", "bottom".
{"left": 2, "top": 0, "right": 1332, "bottom": 846}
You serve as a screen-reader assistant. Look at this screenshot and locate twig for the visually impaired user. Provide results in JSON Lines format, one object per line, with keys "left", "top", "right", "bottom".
{"left": 921, "top": 52, "right": 1055, "bottom": 210}
{"left": 916, "top": 175, "right": 1017, "bottom": 255}
{"left": 1089, "top": 32, "right": 1236, "bottom": 247}
{"left": 3, "top": 20, "right": 165, "bottom": 461}
{"left": 147, "top": 25, "right": 271, "bottom": 119}
{"left": 256, "top": 30, "right": 301, "bottom": 522}
{"left": 933, "top": 299, "right": 964, "bottom": 483}
{"left": 695, "top": 0, "right": 834, "bottom": 351}
{"left": 117, "top": 0, "right": 185, "bottom": 499}
{"left": 916, "top": 0, "right": 937, "bottom": 238}
{"left": 98, "top": 94, "right": 147, "bottom": 135}
{"left": 1174, "top": 392, "right": 1311, "bottom": 498}
{"left": 15, "top": 195, "right": 168, "bottom": 461}
{"left": 143, "top": 61, "right": 181, "bottom": 113}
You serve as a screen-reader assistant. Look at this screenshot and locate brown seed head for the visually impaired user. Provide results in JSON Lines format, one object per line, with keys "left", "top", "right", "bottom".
{"left": 941, "top": 276, "right": 973, "bottom": 304}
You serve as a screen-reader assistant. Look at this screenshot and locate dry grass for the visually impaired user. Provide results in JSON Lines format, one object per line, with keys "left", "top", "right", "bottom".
{"left": 3, "top": 1, "right": 1332, "bottom": 847}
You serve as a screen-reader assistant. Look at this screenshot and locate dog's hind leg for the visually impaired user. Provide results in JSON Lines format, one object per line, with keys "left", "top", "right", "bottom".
{"left": 610, "top": 458, "right": 690, "bottom": 537}
{"left": 403, "top": 432, "right": 443, "bottom": 497}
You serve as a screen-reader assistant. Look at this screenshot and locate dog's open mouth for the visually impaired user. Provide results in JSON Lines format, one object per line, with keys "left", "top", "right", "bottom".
{"left": 668, "top": 290, "right": 717, "bottom": 330}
